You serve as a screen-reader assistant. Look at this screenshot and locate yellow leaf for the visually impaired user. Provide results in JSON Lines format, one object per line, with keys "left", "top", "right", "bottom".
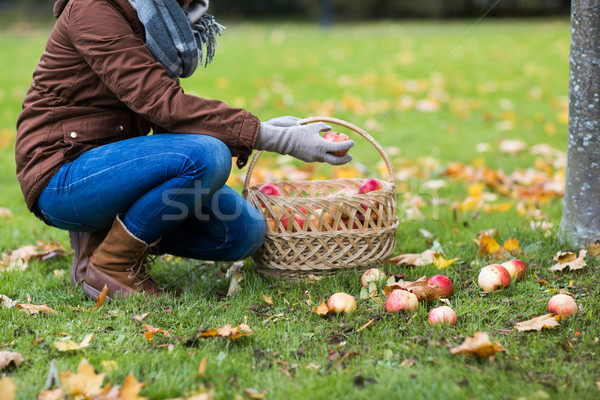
{"left": 515, "top": 313, "right": 560, "bottom": 332}
{"left": 434, "top": 255, "right": 459, "bottom": 269}
{"left": 502, "top": 238, "right": 520, "bottom": 253}
{"left": 311, "top": 299, "right": 330, "bottom": 316}
{"left": 244, "top": 388, "right": 268, "bottom": 399}
{"left": 96, "top": 284, "right": 108, "bottom": 309}
{"left": 0, "top": 377, "right": 16, "bottom": 400}
{"left": 54, "top": 333, "right": 94, "bottom": 352}
{"left": 450, "top": 332, "right": 504, "bottom": 357}
{"left": 59, "top": 359, "right": 105, "bottom": 398}
{"left": 120, "top": 373, "right": 147, "bottom": 400}
{"left": 262, "top": 295, "right": 273, "bottom": 306}
{"left": 587, "top": 242, "right": 600, "bottom": 257}
{"left": 475, "top": 234, "right": 500, "bottom": 255}
{"left": 143, "top": 324, "right": 170, "bottom": 342}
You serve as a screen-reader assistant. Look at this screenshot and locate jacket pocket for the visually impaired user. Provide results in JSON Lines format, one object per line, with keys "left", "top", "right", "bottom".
{"left": 61, "top": 110, "right": 133, "bottom": 160}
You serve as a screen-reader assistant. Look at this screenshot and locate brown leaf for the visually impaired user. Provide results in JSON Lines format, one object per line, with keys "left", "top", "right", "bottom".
{"left": 0, "top": 208, "right": 13, "bottom": 218}
{"left": 356, "top": 318, "right": 376, "bottom": 332}
{"left": 515, "top": 314, "right": 560, "bottom": 332}
{"left": 36, "top": 388, "right": 65, "bottom": 400}
{"left": 587, "top": 242, "right": 600, "bottom": 257}
{"left": 143, "top": 324, "right": 171, "bottom": 342}
{"left": 384, "top": 276, "right": 441, "bottom": 301}
{"left": 0, "top": 377, "right": 16, "bottom": 400}
{"left": 549, "top": 250, "right": 587, "bottom": 271}
{"left": 96, "top": 285, "right": 108, "bottom": 309}
{"left": 0, "top": 351, "right": 23, "bottom": 370}
{"left": 17, "top": 303, "right": 57, "bottom": 314}
{"left": 199, "top": 323, "right": 253, "bottom": 340}
{"left": 311, "top": 299, "right": 331, "bottom": 315}
{"left": 389, "top": 249, "right": 439, "bottom": 267}
{"left": 59, "top": 359, "right": 106, "bottom": 398}
{"left": 450, "top": 332, "right": 504, "bottom": 357}
{"left": 262, "top": 294, "right": 273, "bottom": 306}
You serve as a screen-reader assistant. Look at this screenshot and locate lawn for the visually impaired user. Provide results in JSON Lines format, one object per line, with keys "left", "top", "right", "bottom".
{"left": 2, "top": 17, "right": 599, "bottom": 400}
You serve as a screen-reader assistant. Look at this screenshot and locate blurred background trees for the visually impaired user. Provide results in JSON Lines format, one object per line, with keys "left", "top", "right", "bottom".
{"left": 0, "top": 0, "right": 570, "bottom": 20}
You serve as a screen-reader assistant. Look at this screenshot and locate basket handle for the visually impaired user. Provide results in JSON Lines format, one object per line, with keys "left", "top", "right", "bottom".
{"left": 243, "top": 116, "right": 396, "bottom": 192}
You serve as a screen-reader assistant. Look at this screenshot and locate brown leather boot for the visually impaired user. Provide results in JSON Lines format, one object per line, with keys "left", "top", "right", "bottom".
{"left": 82, "top": 216, "right": 161, "bottom": 299}
{"left": 69, "top": 229, "right": 110, "bottom": 285}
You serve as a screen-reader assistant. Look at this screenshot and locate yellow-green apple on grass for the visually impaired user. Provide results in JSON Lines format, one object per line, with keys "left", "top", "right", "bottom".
{"left": 427, "top": 306, "right": 457, "bottom": 325}
{"left": 327, "top": 293, "right": 357, "bottom": 314}
{"left": 360, "top": 268, "right": 386, "bottom": 287}
{"left": 478, "top": 264, "right": 511, "bottom": 292}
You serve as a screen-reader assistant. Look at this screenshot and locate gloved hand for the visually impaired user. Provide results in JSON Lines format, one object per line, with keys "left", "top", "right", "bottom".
{"left": 255, "top": 122, "right": 354, "bottom": 165}
{"left": 263, "top": 116, "right": 301, "bottom": 128}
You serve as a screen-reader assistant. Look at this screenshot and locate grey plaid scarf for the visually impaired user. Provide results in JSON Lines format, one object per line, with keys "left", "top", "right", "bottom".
{"left": 128, "top": 0, "right": 224, "bottom": 78}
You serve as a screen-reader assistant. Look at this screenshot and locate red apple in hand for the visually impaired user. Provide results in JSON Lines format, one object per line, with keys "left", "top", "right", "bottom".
{"left": 358, "top": 179, "right": 383, "bottom": 194}
{"left": 427, "top": 275, "right": 454, "bottom": 298}
{"left": 323, "top": 131, "right": 350, "bottom": 156}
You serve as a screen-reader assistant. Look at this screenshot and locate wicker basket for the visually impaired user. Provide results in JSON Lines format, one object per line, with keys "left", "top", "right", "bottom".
{"left": 243, "top": 117, "right": 399, "bottom": 279}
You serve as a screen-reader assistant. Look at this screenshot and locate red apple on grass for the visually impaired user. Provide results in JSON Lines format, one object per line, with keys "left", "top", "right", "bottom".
{"left": 501, "top": 259, "right": 527, "bottom": 280}
{"left": 478, "top": 264, "right": 511, "bottom": 292}
{"left": 427, "top": 275, "right": 454, "bottom": 298}
{"left": 385, "top": 290, "right": 419, "bottom": 313}
{"left": 547, "top": 294, "right": 577, "bottom": 317}
{"left": 360, "top": 268, "right": 386, "bottom": 287}
{"left": 323, "top": 131, "right": 351, "bottom": 156}
{"left": 427, "top": 306, "right": 457, "bottom": 326}
{"left": 327, "top": 293, "right": 357, "bottom": 314}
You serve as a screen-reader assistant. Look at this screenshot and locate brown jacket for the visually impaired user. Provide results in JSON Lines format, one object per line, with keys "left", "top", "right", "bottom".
{"left": 15, "top": 0, "right": 260, "bottom": 212}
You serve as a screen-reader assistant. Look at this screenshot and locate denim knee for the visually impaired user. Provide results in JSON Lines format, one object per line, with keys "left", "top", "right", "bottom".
{"left": 229, "top": 205, "right": 266, "bottom": 260}
{"left": 180, "top": 136, "right": 232, "bottom": 191}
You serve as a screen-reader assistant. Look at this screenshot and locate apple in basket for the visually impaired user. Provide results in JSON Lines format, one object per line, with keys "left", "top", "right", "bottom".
{"left": 323, "top": 131, "right": 351, "bottom": 157}
{"left": 281, "top": 213, "right": 305, "bottom": 232}
{"left": 258, "top": 183, "right": 282, "bottom": 197}
{"left": 359, "top": 178, "right": 383, "bottom": 194}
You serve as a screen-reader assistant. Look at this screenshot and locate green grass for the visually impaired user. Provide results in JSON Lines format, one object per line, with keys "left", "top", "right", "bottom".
{"left": 2, "top": 18, "right": 600, "bottom": 400}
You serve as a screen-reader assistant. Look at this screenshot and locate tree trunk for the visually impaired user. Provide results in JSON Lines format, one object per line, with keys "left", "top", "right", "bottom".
{"left": 560, "top": 0, "right": 600, "bottom": 246}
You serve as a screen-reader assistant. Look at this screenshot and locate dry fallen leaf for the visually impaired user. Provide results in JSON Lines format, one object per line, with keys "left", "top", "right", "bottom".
{"left": 197, "top": 358, "right": 207, "bottom": 378}
{"left": 433, "top": 254, "right": 459, "bottom": 269}
{"left": 0, "top": 207, "right": 13, "bottom": 218}
{"left": 120, "top": 373, "right": 147, "bottom": 400}
{"left": 587, "top": 242, "right": 600, "bottom": 257}
{"left": 499, "top": 139, "right": 527, "bottom": 154}
{"left": 95, "top": 285, "right": 109, "bottom": 309}
{"left": 132, "top": 312, "right": 151, "bottom": 323}
{"left": 143, "top": 324, "right": 171, "bottom": 342}
{"left": 262, "top": 294, "right": 273, "bottom": 306}
{"left": 475, "top": 234, "right": 501, "bottom": 255}
{"left": 17, "top": 303, "right": 57, "bottom": 314}
{"left": 0, "top": 377, "right": 16, "bottom": 400}
{"left": 0, "top": 351, "right": 23, "bottom": 370}
{"left": 199, "top": 323, "right": 253, "bottom": 340}
{"left": 244, "top": 388, "right": 267, "bottom": 399}
{"left": 0, "top": 294, "right": 17, "bottom": 308}
{"left": 450, "top": 332, "right": 504, "bottom": 357}
{"left": 549, "top": 250, "right": 587, "bottom": 271}
{"left": 311, "top": 299, "right": 331, "bottom": 316}
{"left": 37, "top": 388, "right": 64, "bottom": 400}
{"left": 515, "top": 313, "right": 560, "bottom": 332}
{"left": 384, "top": 276, "right": 441, "bottom": 301}
{"left": 54, "top": 333, "right": 95, "bottom": 352}
{"left": 59, "top": 359, "right": 106, "bottom": 398}
{"left": 503, "top": 237, "right": 520, "bottom": 253}
{"left": 389, "top": 249, "right": 439, "bottom": 267}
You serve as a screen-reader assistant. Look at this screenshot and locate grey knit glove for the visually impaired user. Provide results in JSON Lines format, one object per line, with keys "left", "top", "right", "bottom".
{"left": 263, "top": 116, "right": 301, "bottom": 127}
{"left": 255, "top": 122, "right": 354, "bottom": 165}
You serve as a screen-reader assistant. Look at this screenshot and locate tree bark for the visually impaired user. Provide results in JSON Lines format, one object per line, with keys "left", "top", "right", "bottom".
{"left": 560, "top": 0, "right": 600, "bottom": 246}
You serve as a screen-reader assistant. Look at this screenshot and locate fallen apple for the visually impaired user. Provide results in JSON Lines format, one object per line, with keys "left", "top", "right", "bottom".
{"left": 360, "top": 268, "right": 386, "bottom": 287}
{"left": 427, "top": 305, "right": 457, "bottom": 326}
{"left": 358, "top": 178, "right": 383, "bottom": 194}
{"left": 385, "top": 289, "right": 419, "bottom": 313}
{"left": 478, "top": 264, "right": 511, "bottom": 292}
{"left": 547, "top": 294, "right": 577, "bottom": 317}
{"left": 323, "top": 131, "right": 351, "bottom": 157}
{"left": 427, "top": 275, "right": 454, "bottom": 298}
{"left": 501, "top": 259, "right": 527, "bottom": 280}
{"left": 327, "top": 292, "right": 357, "bottom": 314}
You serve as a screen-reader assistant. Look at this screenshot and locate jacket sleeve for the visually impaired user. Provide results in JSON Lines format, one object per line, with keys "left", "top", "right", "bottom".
{"left": 67, "top": 0, "right": 259, "bottom": 166}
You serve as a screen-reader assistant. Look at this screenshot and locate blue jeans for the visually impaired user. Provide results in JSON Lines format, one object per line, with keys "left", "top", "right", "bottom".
{"left": 37, "top": 134, "right": 265, "bottom": 261}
